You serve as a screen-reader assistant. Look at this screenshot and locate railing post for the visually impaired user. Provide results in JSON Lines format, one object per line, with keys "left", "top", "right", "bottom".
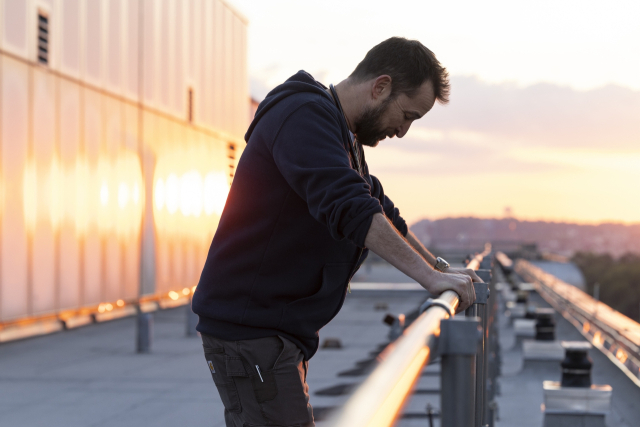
{"left": 440, "top": 316, "right": 482, "bottom": 427}
{"left": 467, "top": 269, "right": 491, "bottom": 427}
{"left": 476, "top": 268, "right": 493, "bottom": 427}
{"left": 137, "top": 148, "right": 156, "bottom": 353}
{"left": 485, "top": 264, "right": 500, "bottom": 427}
{"left": 136, "top": 311, "right": 153, "bottom": 353}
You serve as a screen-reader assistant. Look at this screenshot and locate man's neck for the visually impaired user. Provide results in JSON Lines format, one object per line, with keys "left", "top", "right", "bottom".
{"left": 328, "top": 80, "right": 358, "bottom": 133}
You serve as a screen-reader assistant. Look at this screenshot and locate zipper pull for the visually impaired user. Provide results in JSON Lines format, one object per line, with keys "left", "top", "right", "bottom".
{"left": 348, "top": 282, "right": 351, "bottom": 294}
{"left": 255, "top": 365, "right": 264, "bottom": 382}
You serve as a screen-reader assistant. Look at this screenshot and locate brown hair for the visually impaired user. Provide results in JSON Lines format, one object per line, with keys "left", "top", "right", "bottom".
{"left": 350, "top": 37, "right": 450, "bottom": 103}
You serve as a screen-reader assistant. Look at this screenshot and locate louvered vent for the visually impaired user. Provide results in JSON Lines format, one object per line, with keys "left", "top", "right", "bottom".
{"left": 37, "top": 11, "right": 49, "bottom": 65}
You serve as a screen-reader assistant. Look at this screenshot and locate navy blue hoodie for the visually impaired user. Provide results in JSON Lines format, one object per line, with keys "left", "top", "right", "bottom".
{"left": 192, "top": 71, "right": 408, "bottom": 360}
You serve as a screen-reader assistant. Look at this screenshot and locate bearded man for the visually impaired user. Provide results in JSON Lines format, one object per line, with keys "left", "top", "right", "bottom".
{"left": 192, "top": 37, "right": 478, "bottom": 427}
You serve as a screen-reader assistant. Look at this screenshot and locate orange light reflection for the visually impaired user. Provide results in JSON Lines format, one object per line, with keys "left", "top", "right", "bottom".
{"left": 369, "top": 346, "right": 430, "bottom": 427}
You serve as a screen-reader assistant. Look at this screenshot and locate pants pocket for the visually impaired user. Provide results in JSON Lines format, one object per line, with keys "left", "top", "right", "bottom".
{"left": 203, "top": 348, "right": 242, "bottom": 414}
{"left": 258, "top": 364, "right": 311, "bottom": 425}
{"left": 251, "top": 370, "right": 278, "bottom": 403}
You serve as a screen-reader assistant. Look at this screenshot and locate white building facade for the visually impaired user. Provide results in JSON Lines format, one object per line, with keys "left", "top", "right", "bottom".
{"left": 0, "top": 0, "right": 248, "bottom": 327}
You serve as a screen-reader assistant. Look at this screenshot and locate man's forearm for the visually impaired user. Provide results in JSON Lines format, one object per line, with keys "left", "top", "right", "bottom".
{"left": 405, "top": 230, "right": 437, "bottom": 267}
{"left": 364, "top": 213, "right": 476, "bottom": 309}
{"left": 364, "top": 214, "right": 435, "bottom": 287}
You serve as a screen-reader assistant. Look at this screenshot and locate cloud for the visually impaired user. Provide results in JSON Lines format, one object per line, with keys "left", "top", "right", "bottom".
{"left": 250, "top": 70, "right": 640, "bottom": 176}
{"left": 364, "top": 145, "right": 566, "bottom": 176}
{"left": 408, "top": 76, "right": 640, "bottom": 152}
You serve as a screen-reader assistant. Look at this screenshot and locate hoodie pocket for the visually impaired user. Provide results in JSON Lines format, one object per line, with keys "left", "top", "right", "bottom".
{"left": 278, "top": 262, "right": 353, "bottom": 336}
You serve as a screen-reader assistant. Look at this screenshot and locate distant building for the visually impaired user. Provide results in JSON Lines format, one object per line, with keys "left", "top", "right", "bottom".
{"left": 0, "top": 1, "right": 248, "bottom": 324}
{"left": 411, "top": 217, "right": 640, "bottom": 258}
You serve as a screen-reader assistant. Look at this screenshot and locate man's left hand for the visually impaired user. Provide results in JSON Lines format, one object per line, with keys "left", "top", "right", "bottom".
{"left": 447, "top": 267, "right": 483, "bottom": 283}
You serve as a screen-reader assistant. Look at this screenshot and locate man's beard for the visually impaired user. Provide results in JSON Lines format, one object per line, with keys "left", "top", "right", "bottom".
{"left": 353, "top": 97, "right": 393, "bottom": 147}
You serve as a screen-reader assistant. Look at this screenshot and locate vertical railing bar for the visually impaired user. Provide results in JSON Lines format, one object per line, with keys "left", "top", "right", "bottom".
{"left": 475, "top": 303, "right": 486, "bottom": 427}
{"left": 440, "top": 316, "right": 481, "bottom": 427}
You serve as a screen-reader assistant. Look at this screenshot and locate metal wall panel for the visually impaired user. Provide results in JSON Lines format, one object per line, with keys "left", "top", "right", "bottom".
{"left": 61, "top": 0, "right": 80, "bottom": 78}
{"left": 31, "top": 68, "right": 56, "bottom": 314}
{"left": 3, "top": 0, "right": 28, "bottom": 58}
{"left": 185, "top": 0, "right": 195, "bottom": 103}
{"left": 158, "top": 0, "right": 170, "bottom": 112}
{"left": 152, "top": 115, "right": 169, "bottom": 293}
{"left": 84, "top": 0, "right": 102, "bottom": 84}
{"left": 214, "top": 0, "right": 224, "bottom": 132}
{"left": 234, "top": 16, "right": 242, "bottom": 136}
{"left": 223, "top": 6, "right": 233, "bottom": 135}
{"left": 107, "top": 0, "right": 122, "bottom": 91}
{"left": 0, "top": 0, "right": 247, "bottom": 324}
{"left": 82, "top": 88, "right": 102, "bottom": 306}
{"left": 167, "top": 120, "right": 182, "bottom": 290}
{"left": 1, "top": 57, "right": 29, "bottom": 320}
{"left": 58, "top": 78, "right": 81, "bottom": 310}
{"left": 125, "top": 0, "right": 139, "bottom": 100}
{"left": 142, "top": 0, "right": 155, "bottom": 106}
{"left": 103, "top": 97, "right": 122, "bottom": 302}
{"left": 240, "top": 23, "right": 248, "bottom": 135}
{"left": 122, "top": 103, "right": 139, "bottom": 300}
{"left": 173, "top": 0, "right": 184, "bottom": 117}
{"left": 190, "top": 0, "right": 202, "bottom": 124}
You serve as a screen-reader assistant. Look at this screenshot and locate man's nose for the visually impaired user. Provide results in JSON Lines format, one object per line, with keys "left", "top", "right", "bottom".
{"left": 395, "top": 122, "right": 412, "bottom": 138}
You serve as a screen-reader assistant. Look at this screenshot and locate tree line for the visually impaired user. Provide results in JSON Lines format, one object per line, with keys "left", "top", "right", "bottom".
{"left": 572, "top": 252, "right": 640, "bottom": 322}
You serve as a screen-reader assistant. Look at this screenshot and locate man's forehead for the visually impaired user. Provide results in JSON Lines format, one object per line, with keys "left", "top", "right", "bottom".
{"left": 399, "top": 81, "right": 436, "bottom": 117}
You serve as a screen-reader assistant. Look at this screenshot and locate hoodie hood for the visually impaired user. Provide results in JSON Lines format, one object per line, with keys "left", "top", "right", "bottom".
{"left": 245, "top": 70, "right": 332, "bottom": 142}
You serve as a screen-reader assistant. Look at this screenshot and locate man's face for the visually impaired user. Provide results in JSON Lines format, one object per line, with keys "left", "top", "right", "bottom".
{"left": 354, "top": 79, "right": 436, "bottom": 147}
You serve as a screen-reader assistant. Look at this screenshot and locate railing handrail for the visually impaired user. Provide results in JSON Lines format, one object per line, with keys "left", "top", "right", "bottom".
{"left": 325, "top": 290, "right": 460, "bottom": 427}
{"left": 467, "top": 244, "right": 492, "bottom": 271}
{"left": 515, "top": 259, "right": 640, "bottom": 388}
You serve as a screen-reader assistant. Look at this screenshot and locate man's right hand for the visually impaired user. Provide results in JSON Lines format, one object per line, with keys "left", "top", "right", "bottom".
{"left": 420, "top": 269, "right": 476, "bottom": 313}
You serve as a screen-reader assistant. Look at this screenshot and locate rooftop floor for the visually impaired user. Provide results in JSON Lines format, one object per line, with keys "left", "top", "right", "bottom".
{"left": 0, "top": 263, "right": 427, "bottom": 427}
{"left": 494, "top": 290, "right": 640, "bottom": 427}
{"left": 3, "top": 261, "right": 639, "bottom": 427}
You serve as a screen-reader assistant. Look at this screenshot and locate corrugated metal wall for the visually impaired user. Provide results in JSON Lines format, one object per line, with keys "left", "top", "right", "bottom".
{"left": 0, "top": 0, "right": 248, "bottom": 323}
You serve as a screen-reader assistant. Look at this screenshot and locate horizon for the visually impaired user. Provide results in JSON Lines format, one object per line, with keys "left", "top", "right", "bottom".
{"left": 410, "top": 215, "right": 640, "bottom": 227}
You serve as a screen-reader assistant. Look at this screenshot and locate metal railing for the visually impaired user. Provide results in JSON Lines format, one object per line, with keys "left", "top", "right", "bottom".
{"left": 514, "top": 259, "right": 640, "bottom": 388}
{"left": 326, "top": 246, "right": 497, "bottom": 427}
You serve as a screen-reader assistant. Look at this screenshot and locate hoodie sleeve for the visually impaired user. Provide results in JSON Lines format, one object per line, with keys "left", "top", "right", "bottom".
{"left": 270, "top": 101, "right": 383, "bottom": 247}
{"left": 369, "top": 174, "right": 408, "bottom": 237}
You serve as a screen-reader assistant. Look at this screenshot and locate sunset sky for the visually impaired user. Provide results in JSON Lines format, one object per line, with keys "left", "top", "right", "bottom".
{"left": 230, "top": 0, "right": 640, "bottom": 225}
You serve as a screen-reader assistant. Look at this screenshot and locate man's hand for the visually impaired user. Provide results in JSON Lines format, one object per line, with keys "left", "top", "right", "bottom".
{"left": 447, "top": 267, "right": 482, "bottom": 283}
{"left": 423, "top": 269, "right": 476, "bottom": 313}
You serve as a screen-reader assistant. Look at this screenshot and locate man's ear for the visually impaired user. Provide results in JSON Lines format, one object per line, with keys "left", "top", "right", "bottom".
{"left": 371, "top": 75, "right": 392, "bottom": 100}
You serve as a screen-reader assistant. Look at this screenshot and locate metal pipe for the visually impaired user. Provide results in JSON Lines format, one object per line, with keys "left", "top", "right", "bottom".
{"left": 325, "top": 290, "right": 460, "bottom": 427}
{"left": 482, "top": 303, "right": 490, "bottom": 425}
{"left": 136, "top": 311, "right": 153, "bottom": 353}
{"left": 474, "top": 304, "right": 486, "bottom": 427}
{"left": 440, "top": 316, "right": 482, "bottom": 427}
{"left": 442, "top": 353, "right": 477, "bottom": 427}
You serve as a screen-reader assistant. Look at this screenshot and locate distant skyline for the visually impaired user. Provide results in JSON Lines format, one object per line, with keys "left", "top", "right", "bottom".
{"left": 229, "top": 0, "right": 640, "bottom": 225}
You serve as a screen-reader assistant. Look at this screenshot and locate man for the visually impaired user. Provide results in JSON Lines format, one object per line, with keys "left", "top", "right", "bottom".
{"left": 192, "top": 37, "right": 478, "bottom": 427}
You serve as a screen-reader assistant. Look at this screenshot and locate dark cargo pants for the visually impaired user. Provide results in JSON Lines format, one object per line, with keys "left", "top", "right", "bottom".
{"left": 201, "top": 333, "right": 315, "bottom": 427}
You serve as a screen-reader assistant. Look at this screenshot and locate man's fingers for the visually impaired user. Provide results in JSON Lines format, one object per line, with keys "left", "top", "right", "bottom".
{"left": 469, "top": 270, "right": 482, "bottom": 283}
{"left": 462, "top": 276, "right": 475, "bottom": 312}
{"left": 456, "top": 277, "right": 473, "bottom": 312}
